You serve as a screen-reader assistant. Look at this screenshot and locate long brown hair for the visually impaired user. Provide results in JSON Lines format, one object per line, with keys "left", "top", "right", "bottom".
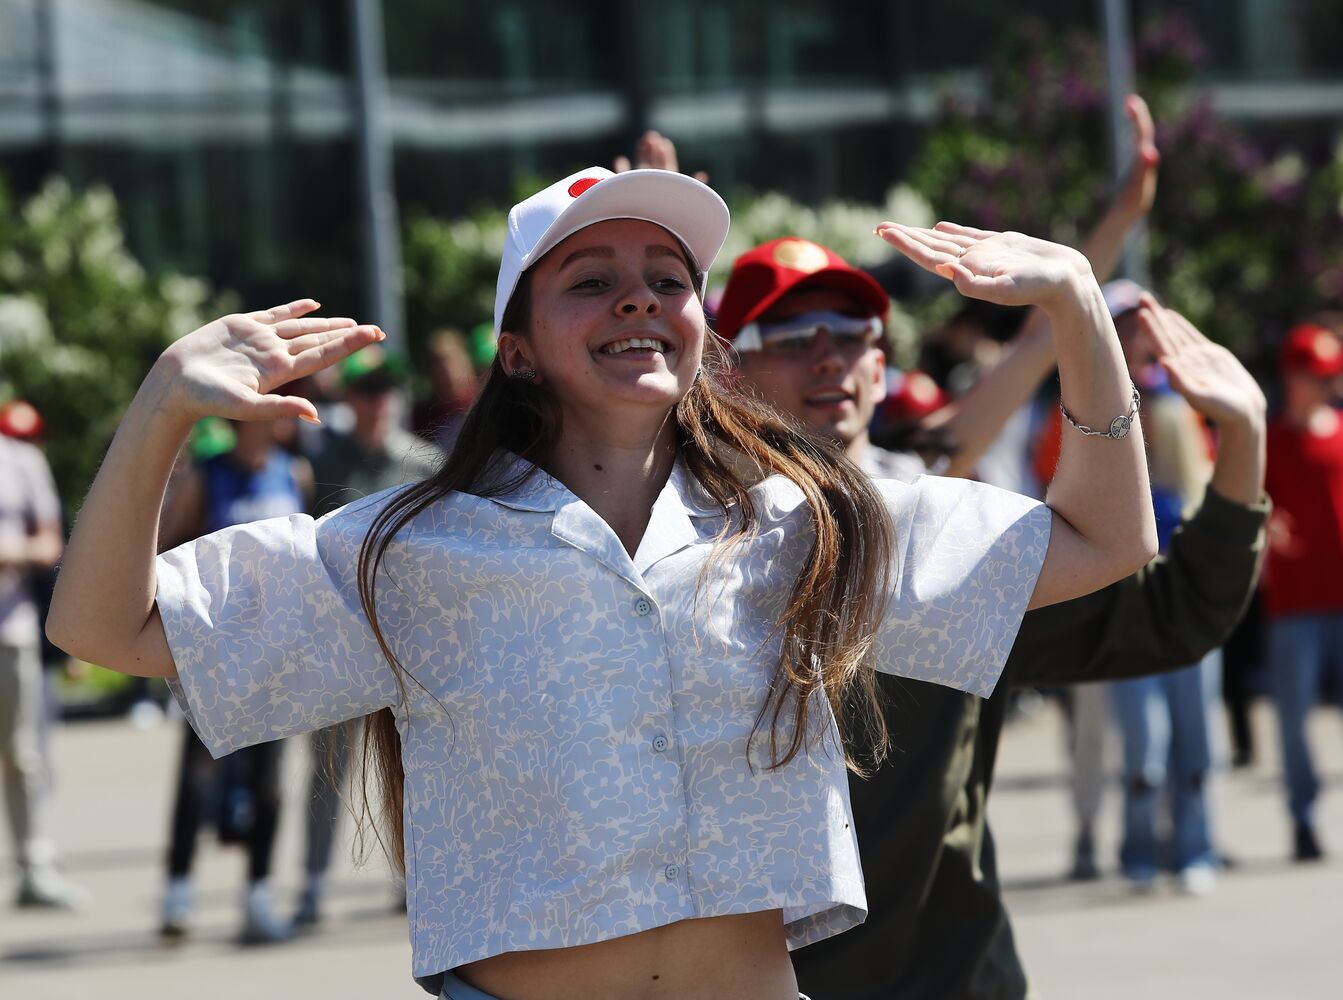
{"left": 353, "top": 271, "right": 894, "bottom": 873}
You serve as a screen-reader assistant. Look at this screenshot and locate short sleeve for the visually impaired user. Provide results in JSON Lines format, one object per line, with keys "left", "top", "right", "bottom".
{"left": 155, "top": 503, "right": 399, "bottom": 758}
{"left": 872, "top": 475, "right": 1051, "bottom": 698}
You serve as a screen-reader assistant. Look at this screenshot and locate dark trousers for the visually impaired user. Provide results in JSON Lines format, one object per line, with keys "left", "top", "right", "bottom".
{"left": 166, "top": 723, "right": 283, "bottom": 883}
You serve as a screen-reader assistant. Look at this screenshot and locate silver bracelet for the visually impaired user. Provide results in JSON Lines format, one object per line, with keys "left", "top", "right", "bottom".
{"left": 1059, "top": 384, "right": 1141, "bottom": 439}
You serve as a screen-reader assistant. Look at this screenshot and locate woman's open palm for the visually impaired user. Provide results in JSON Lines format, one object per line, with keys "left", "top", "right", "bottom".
{"left": 158, "top": 299, "right": 383, "bottom": 424}
{"left": 876, "top": 222, "right": 1092, "bottom": 310}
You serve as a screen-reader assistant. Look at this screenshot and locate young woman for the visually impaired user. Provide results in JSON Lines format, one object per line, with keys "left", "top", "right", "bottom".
{"left": 47, "top": 168, "right": 1155, "bottom": 1000}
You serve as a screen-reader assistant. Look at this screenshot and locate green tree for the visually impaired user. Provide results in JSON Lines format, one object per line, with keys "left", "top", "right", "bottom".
{"left": 0, "top": 177, "right": 232, "bottom": 513}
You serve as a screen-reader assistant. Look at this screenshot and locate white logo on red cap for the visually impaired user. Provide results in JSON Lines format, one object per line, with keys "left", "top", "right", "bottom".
{"left": 772, "top": 239, "right": 829, "bottom": 274}
{"left": 568, "top": 177, "right": 602, "bottom": 198}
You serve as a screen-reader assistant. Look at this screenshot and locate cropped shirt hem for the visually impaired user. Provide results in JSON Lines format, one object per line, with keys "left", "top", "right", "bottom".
{"left": 407, "top": 874, "right": 867, "bottom": 979}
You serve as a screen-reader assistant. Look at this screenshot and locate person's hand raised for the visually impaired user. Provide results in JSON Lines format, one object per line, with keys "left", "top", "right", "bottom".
{"left": 154, "top": 299, "right": 383, "bottom": 424}
{"left": 1114, "top": 94, "right": 1160, "bottom": 223}
{"left": 1137, "top": 294, "right": 1266, "bottom": 429}
{"left": 613, "top": 130, "right": 709, "bottom": 183}
{"left": 876, "top": 221, "right": 1093, "bottom": 311}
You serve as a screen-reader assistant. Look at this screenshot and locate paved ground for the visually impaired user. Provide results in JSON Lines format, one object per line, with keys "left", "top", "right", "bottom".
{"left": 2, "top": 700, "right": 1341, "bottom": 999}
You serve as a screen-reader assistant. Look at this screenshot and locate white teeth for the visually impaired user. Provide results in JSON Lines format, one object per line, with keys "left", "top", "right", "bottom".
{"left": 601, "top": 337, "right": 669, "bottom": 355}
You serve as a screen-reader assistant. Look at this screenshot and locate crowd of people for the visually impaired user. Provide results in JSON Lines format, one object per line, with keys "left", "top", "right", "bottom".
{"left": 2, "top": 101, "right": 1340, "bottom": 1000}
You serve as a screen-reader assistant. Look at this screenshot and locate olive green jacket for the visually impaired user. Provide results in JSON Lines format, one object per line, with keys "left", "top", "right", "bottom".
{"left": 792, "top": 488, "right": 1269, "bottom": 1000}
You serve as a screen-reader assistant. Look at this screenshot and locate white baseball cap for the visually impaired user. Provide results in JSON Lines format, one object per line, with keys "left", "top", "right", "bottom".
{"left": 493, "top": 167, "right": 731, "bottom": 335}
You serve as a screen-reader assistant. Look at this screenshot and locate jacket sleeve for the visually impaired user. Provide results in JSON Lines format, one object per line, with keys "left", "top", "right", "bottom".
{"left": 1009, "top": 486, "right": 1269, "bottom": 687}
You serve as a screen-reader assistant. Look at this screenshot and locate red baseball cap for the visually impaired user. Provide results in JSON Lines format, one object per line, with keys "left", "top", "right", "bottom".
{"left": 881, "top": 370, "right": 948, "bottom": 423}
{"left": 1280, "top": 323, "right": 1343, "bottom": 378}
{"left": 0, "top": 400, "right": 42, "bottom": 440}
{"left": 716, "top": 237, "right": 889, "bottom": 342}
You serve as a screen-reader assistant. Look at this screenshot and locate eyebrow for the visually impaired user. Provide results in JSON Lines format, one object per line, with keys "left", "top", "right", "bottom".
{"left": 558, "top": 244, "right": 687, "bottom": 271}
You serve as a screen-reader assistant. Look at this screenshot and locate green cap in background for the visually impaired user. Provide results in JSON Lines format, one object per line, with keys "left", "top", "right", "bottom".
{"left": 340, "top": 345, "right": 408, "bottom": 392}
{"left": 190, "top": 417, "right": 236, "bottom": 461}
{"left": 468, "top": 322, "right": 497, "bottom": 370}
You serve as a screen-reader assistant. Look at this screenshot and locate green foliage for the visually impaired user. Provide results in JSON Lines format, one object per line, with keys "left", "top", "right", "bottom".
{"left": 0, "top": 178, "right": 232, "bottom": 512}
{"left": 906, "top": 14, "right": 1343, "bottom": 352}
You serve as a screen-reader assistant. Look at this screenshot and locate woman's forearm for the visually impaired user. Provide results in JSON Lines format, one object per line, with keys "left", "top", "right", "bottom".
{"left": 47, "top": 366, "right": 190, "bottom": 675}
{"left": 1040, "top": 277, "right": 1158, "bottom": 599}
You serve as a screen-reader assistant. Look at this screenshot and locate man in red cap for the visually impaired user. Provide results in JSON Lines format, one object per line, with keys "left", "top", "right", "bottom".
{"left": 1262, "top": 321, "right": 1343, "bottom": 861}
{"left": 712, "top": 98, "right": 1266, "bottom": 997}
{"left": 717, "top": 237, "right": 934, "bottom": 482}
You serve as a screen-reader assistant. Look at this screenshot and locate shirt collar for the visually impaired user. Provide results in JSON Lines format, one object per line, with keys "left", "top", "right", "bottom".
{"left": 482, "top": 450, "right": 724, "bottom": 520}
{"left": 480, "top": 451, "right": 726, "bottom": 590}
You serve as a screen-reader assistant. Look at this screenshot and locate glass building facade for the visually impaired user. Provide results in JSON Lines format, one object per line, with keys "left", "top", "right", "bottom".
{"left": 2, "top": 0, "right": 1341, "bottom": 323}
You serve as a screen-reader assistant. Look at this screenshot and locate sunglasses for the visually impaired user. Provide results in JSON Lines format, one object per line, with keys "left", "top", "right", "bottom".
{"left": 733, "top": 311, "right": 883, "bottom": 359}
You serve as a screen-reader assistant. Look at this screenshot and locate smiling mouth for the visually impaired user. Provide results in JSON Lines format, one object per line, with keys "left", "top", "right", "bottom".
{"left": 599, "top": 337, "right": 672, "bottom": 356}
{"left": 804, "top": 390, "right": 853, "bottom": 406}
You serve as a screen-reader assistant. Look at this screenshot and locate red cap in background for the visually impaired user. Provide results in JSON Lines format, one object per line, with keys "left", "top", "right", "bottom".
{"left": 0, "top": 400, "right": 43, "bottom": 440}
{"left": 881, "top": 370, "right": 948, "bottom": 424}
{"left": 716, "top": 238, "right": 889, "bottom": 342}
{"left": 1280, "top": 323, "right": 1343, "bottom": 378}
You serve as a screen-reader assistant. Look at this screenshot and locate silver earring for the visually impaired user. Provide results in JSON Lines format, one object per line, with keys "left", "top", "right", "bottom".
{"left": 510, "top": 368, "right": 536, "bottom": 381}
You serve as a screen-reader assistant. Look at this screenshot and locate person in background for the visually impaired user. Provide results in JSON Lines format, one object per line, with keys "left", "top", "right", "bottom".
{"left": 718, "top": 233, "right": 1267, "bottom": 996}
{"left": 156, "top": 416, "right": 312, "bottom": 941}
{"left": 713, "top": 96, "right": 1266, "bottom": 994}
{"left": 0, "top": 418, "right": 85, "bottom": 909}
{"left": 1262, "top": 321, "right": 1343, "bottom": 862}
{"left": 294, "top": 345, "right": 441, "bottom": 927}
{"left": 412, "top": 328, "right": 482, "bottom": 452}
{"left": 1100, "top": 279, "right": 1223, "bottom": 895}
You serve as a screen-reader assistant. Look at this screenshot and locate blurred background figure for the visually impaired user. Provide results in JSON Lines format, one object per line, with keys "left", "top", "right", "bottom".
{"left": 295, "top": 345, "right": 441, "bottom": 928}
{"left": 411, "top": 327, "right": 482, "bottom": 452}
{"left": 0, "top": 407, "right": 85, "bottom": 909}
{"left": 1102, "top": 279, "right": 1223, "bottom": 895}
{"left": 1262, "top": 322, "right": 1343, "bottom": 862}
{"left": 156, "top": 416, "right": 313, "bottom": 942}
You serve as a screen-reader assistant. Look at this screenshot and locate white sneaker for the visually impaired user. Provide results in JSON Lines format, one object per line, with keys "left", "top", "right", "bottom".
{"left": 242, "top": 880, "right": 291, "bottom": 944}
{"left": 15, "top": 865, "right": 89, "bottom": 910}
{"left": 159, "top": 877, "right": 192, "bottom": 938}
{"left": 1178, "top": 863, "right": 1218, "bottom": 897}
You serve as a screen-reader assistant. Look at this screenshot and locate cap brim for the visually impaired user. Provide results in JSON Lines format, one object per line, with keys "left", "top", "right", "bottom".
{"left": 522, "top": 169, "right": 730, "bottom": 280}
{"left": 733, "top": 267, "right": 890, "bottom": 337}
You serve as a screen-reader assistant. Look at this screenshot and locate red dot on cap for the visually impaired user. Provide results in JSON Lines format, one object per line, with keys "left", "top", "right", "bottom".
{"left": 568, "top": 177, "right": 602, "bottom": 198}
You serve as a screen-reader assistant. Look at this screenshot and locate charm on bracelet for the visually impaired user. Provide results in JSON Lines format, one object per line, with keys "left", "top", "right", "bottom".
{"left": 1059, "top": 384, "right": 1141, "bottom": 440}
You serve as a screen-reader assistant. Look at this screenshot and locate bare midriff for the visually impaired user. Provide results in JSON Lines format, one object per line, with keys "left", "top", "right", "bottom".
{"left": 456, "top": 909, "right": 797, "bottom": 1000}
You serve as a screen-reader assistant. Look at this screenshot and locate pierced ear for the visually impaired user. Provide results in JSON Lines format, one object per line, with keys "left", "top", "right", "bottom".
{"left": 496, "top": 332, "right": 538, "bottom": 381}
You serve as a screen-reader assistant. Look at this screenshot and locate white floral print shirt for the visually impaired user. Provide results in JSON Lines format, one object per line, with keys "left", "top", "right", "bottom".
{"left": 156, "top": 454, "right": 1050, "bottom": 980}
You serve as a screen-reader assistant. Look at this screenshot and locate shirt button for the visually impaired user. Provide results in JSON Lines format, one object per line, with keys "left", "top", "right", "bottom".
{"left": 664, "top": 864, "right": 681, "bottom": 881}
{"left": 634, "top": 597, "right": 653, "bottom": 617}
{"left": 652, "top": 734, "right": 669, "bottom": 753}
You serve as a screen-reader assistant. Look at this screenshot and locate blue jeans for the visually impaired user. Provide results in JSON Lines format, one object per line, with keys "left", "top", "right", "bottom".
{"left": 1110, "top": 651, "right": 1221, "bottom": 876}
{"left": 1267, "top": 614, "right": 1343, "bottom": 826}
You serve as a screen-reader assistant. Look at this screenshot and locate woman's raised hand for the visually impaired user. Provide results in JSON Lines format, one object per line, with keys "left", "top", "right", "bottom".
{"left": 876, "top": 222, "right": 1094, "bottom": 311}
{"left": 154, "top": 299, "right": 383, "bottom": 424}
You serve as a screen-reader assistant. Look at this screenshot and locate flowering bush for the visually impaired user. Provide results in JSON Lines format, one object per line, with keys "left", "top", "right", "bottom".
{"left": 907, "top": 13, "right": 1343, "bottom": 354}
{"left": 0, "top": 178, "right": 231, "bottom": 511}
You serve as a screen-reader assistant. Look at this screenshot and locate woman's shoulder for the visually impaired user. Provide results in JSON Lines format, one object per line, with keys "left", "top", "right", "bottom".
{"left": 316, "top": 480, "right": 541, "bottom": 550}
